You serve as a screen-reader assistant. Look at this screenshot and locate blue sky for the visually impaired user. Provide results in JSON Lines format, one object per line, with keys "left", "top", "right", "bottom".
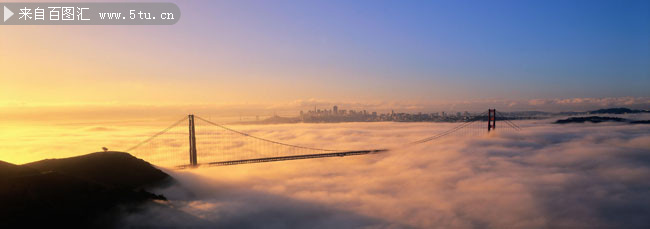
{"left": 181, "top": 0, "right": 649, "bottom": 100}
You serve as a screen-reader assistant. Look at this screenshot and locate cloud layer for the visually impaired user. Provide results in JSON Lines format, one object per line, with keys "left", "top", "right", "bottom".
{"left": 119, "top": 120, "right": 650, "bottom": 228}
{"left": 2, "top": 96, "right": 649, "bottom": 125}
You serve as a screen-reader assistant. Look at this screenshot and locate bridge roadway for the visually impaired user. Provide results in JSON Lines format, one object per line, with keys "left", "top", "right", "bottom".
{"left": 176, "top": 149, "right": 388, "bottom": 169}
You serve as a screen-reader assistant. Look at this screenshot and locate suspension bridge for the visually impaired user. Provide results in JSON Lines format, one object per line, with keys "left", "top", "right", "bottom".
{"left": 125, "top": 109, "right": 521, "bottom": 169}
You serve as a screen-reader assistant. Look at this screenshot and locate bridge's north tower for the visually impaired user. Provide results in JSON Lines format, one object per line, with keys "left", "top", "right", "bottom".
{"left": 188, "top": 114, "right": 198, "bottom": 167}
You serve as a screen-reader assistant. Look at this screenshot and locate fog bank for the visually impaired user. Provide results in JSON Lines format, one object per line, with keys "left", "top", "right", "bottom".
{"left": 122, "top": 121, "right": 650, "bottom": 228}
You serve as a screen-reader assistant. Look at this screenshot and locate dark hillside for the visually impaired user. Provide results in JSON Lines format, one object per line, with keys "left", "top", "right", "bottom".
{"left": 0, "top": 152, "right": 172, "bottom": 228}
{"left": 25, "top": 151, "right": 171, "bottom": 189}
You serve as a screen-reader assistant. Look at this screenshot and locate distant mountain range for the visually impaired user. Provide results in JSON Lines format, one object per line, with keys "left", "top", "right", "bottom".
{"left": 555, "top": 116, "right": 627, "bottom": 124}
{"left": 502, "top": 107, "right": 649, "bottom": 118}
{"left": 588, "top": 107, "right": 650, "bottom": 114}
{"left": 555, "top": 116, "right": 650, "bottom": 124}
{"left": 551, "top": 108, "right": 650, "bottom": 124}
{"left": 0, "top": 152, "right": 172, "bottom": 228}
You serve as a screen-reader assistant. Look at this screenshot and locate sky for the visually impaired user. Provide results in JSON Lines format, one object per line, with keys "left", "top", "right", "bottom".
{"left": 1, "top": 0, "right": 649, "bottom": 119}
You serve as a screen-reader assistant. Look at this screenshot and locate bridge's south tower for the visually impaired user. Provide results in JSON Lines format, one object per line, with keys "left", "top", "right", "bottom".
{"left": 488, "top": 109, "right": 496, "bottom": 132}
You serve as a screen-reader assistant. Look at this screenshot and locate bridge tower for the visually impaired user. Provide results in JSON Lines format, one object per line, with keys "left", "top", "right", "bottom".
{"left": 188, "top": 114, "right": 198, "bottom": 166}
{"left": 488, "top": 109, "right": 496, "bottom": 132}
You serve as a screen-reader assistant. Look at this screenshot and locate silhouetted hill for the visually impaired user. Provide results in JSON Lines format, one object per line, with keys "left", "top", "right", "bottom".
{"left": 25, "top": 151, "right": 171, "bottom": 190}
{"left": 0, "top": 152, "right": 172, "bottom": 228}
{"left": 0, "top": 160, "right": 39, "bottom": 178}
{"left": 589, "top": 107, "right": 649, "bottom": 114}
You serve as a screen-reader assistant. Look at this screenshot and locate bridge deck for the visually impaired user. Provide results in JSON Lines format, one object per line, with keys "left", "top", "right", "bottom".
{"left": 176, "top": 149, "right": 387, "bottom": 169}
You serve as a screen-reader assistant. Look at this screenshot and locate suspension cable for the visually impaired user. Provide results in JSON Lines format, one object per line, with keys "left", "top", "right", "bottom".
{"left": 495, "top": 111, "right": 521, "bottom": 130}
{"left": 407, "top": 111, "right": 487, "bottom": 145}
{"left": 125, "top": 116, "right": 189, "bottom": 152}
{"left": 194, "top": 115, "right": 349, "bottom": 152}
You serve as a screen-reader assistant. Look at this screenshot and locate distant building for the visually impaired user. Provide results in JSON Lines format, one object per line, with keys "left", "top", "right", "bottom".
{"left": 333, "top": 105, "right": 338, "bottom": 114}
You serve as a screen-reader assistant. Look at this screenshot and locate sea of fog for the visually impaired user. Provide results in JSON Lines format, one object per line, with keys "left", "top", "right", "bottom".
{"left": 111, "top": 119, "right": 649, "bottom": 228}
{"left": 2, "top": 117, "right": 650, "bottom": 228}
